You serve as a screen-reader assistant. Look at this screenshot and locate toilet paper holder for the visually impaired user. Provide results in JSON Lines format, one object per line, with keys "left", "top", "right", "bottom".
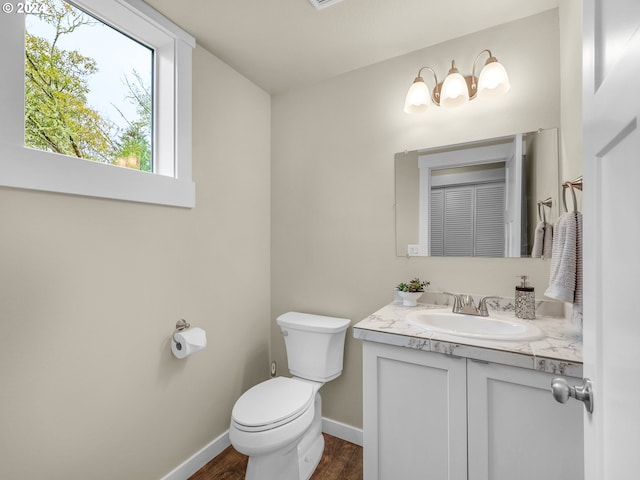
{"left": 173, "top": 319, "right": 191, "bottom": 347}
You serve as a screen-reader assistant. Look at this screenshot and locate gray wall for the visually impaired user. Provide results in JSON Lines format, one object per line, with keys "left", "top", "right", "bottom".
{"left": 0, "top": 45, "right": 271, "bottom": 479}
{"left": 271, "top": 7, "right": 582, "bottom": 430}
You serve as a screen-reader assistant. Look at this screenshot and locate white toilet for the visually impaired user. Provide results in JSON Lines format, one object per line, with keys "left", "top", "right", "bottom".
{"left": 229, "top": 311, "right": 350, "bottom": 480}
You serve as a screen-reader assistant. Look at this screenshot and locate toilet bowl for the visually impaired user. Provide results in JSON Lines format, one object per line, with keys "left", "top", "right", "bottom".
{"left": 229, "top": 377, "right": 324, "bottom": 480}
{"left": 229, "top": 312, "right": 350, "bottom": 480}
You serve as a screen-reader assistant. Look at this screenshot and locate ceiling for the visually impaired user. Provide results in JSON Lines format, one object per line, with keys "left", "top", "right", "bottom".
{"left": 144, "top": 0, "right": 559, "bottom": 95}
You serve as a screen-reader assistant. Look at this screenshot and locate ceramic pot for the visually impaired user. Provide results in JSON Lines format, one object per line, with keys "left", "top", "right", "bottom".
{"left": 398, "top": 291, "right": 423, "bottom": 307}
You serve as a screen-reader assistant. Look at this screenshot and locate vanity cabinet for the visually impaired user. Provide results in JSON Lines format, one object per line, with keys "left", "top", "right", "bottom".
{"left": 363, "top": 342, "right": 584, "bottom": 480}
{"left": 363, "top": 342, "right": 468, "bottom": 480}
{"left": 466, "top": 360, "right": 583, "bottom": 480}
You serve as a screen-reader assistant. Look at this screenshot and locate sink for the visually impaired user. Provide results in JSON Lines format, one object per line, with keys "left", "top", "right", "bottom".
{"left": 405, "top": 308, "right": 543, "bottom": 341}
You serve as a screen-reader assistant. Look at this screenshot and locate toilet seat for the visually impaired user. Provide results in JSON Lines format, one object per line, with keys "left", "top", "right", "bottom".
{"left": 231, "top": 377, "right": 314, "bottom": 432}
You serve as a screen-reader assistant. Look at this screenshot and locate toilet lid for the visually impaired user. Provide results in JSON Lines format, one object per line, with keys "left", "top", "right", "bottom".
{"left": 232, "top": 377, "right": 314, "bottom": 431}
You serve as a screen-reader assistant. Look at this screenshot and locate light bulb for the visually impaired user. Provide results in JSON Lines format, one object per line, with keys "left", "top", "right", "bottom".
{"left": 477, "top": 60, "right": 510, "bottom": 98}
{"left": 440, "top": 71, "right": 469, "bottom": 108}
{"left": 404, "top": 77, "right": 430, "bottom": 113}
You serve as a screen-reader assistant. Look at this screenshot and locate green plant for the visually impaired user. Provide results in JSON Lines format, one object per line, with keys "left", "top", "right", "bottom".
{"left": 396, "top": 277, "right": 430, "bottom": 293}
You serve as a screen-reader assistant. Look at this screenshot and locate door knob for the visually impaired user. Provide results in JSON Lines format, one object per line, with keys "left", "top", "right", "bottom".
{"left": 551, "top": 377, "right": 594, "bottom": 413}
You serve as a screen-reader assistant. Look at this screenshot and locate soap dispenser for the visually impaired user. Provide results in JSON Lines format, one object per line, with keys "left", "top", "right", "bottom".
{"left": 515, "top": 275, "right": 536, "bottom": 319}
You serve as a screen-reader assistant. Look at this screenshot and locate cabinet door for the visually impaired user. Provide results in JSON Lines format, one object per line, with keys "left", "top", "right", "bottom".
{"left": 363, "top": 342, "right": 467, "bottom": 480}
{"left": 467, "top": 360, "right": 584, "bottom": 480}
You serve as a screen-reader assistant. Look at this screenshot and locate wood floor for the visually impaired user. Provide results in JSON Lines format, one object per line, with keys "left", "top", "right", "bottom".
{"left": 189, "top": 433, "right": 363, "bottom": 480}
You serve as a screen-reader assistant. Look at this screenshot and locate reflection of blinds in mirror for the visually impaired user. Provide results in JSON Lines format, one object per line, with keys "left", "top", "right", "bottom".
{"left": 430, "top": 190, "right": 444, "bottom": 256}
{"left": 444, "top": 187, "right": 474, "bottom": 256}
{"left": 476, "top": 184, "right": 505, "bottom": 256}
{"left": 430, "top": 182, "right": 505, "bottom": 256}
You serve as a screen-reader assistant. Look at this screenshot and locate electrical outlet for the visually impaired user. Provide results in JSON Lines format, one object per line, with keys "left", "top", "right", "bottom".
{"left": 407, "top": 244, "right": 420, "bottom": 256}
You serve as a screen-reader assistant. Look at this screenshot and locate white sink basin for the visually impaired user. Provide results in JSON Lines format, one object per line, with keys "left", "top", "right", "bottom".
{"left": 405, "top": 308, "right": 543, "bottom": 341}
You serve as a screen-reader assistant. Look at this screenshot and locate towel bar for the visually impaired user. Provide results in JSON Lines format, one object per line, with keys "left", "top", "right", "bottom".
{"left": 562, "top": 176, "right": 583, "bottom": 212}
{"left": 537, "top": 197, "right": 553, "bottom": 222}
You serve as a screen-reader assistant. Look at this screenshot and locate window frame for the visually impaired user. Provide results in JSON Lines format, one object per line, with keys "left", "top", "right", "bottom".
{"left": 0, "top": 0, "right": 196, "bottom": 208}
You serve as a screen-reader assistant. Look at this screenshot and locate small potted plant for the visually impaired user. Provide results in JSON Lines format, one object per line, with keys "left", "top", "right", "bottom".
{"left": 396, "top": 277, "right": 430, "bottom": 306}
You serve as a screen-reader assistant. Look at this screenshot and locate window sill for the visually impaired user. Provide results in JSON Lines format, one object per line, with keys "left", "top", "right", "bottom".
{"left": 0, "top": 143, "right": 195, "bottom": 208}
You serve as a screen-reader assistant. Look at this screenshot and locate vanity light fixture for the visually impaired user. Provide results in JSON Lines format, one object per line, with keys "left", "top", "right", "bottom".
{"left": 404, "top": 49, "right": 510, "bottom": 113}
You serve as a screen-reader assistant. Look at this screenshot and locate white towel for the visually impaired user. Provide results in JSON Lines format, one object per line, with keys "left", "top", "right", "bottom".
{"left": 544, "top": 211, "right": 583, "bottom": 308}
{"left": 573, "top": 212, "right": 583, "bottom": 313}
{"left": 531, "top": 221, "right": 554, "bottom": 259}
{"left": 543, "top": 222, "right": 554, "bottom": 259}
{"left": 531, "top": 221, "right": 545, "bottom": 258}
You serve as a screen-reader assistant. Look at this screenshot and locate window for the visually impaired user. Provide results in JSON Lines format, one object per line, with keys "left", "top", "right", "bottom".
{"left": 0, "top": 0, "right": 196, "bottom": 207}
{"left": 25, "top": 1, "right": 154, "bottom": 171}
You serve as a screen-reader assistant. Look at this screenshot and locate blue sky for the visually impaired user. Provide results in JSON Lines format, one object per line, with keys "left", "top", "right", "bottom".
{"left": 25, "top": 2, "right": 153, "bottom": 132}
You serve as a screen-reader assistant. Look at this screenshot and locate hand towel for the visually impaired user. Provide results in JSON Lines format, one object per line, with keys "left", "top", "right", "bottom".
{"left": 531, "top": 221, "right": 546, "bottom": 258}
{"left": 574, "top": 211, "right": 583, "bottom": 309}
{"left": 543, "top": 222, "right": 554, "bottom": 259}
{"left": 544, "top": 211, "right": 582, "bottom": 307}
{"left": 531, "top": 221, "right": 554, "bottom": 259}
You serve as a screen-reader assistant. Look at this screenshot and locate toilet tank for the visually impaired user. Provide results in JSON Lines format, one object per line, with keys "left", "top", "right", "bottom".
{"left": 276, "top": 312, "right": 350, "bottom": 382}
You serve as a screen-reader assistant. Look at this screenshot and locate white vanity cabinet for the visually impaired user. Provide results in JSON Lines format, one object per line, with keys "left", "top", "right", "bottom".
{"left": 466, "top": 360, "right": 583, "bottom": 480}
{"left": 363, "top": 341, "right": 584, "bottom": 480}
{"left": 363, "top": 342, "right": 468, "bottom": 480}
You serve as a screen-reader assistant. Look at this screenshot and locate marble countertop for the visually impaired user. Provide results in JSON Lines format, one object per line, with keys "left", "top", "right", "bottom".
{"left": 353, "top": 299, "right": 583, "bottom": 377}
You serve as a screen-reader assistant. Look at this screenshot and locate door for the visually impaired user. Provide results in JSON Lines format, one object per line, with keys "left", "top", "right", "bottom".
{"left": 503, "top": 135, "right": 522, "bottom": 256}
{"left": 467, "top": 361, "right": 583, "bottom": 480}
{"left": 582, "top": 0, "right": 640, "bottom": 478}
{"left": 362, "top": 342, "right": 467, "bottom": 480}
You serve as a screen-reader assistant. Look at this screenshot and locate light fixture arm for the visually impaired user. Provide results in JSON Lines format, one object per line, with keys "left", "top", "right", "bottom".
{"left": 470, "top": 49, "right": 497, "bottom": 92}
{"left": 415, "top": 66, "right": 441, "bottom": 104}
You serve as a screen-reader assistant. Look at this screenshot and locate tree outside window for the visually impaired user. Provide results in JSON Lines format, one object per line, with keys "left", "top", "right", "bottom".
{"left": 25, "top": 0, "right": 153, "bottom": 172}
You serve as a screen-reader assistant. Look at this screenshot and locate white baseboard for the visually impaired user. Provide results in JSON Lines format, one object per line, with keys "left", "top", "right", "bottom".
{"left": 160, "top": 417, "right": 362, "bottom": 479}
{"left": 322, "top": 417, "right": 363, "bottom": 447}
{"left": 160, "top": 430, "right": 230, "bottom": 480}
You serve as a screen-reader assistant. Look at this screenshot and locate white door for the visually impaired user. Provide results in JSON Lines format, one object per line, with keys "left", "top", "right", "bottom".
{"left": 467, "top": 361, "right": 583, "bottom": 480}
{"left": 582, "top": 0, "right": 640, "bottom": 478}
{"left": 362, "top": 343, "right": 467, "bottom": 480}
{"left": 503, "top": 135, "right": 522, "bottom": 256}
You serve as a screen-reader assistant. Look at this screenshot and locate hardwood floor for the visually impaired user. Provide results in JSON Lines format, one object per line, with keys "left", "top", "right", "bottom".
{"left": 189, "top": 433, "right": 363, "bottom": 480}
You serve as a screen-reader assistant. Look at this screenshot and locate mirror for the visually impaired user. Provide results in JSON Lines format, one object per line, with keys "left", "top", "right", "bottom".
{"left": 395, "top": 128, "right": 558, "bottom": 257}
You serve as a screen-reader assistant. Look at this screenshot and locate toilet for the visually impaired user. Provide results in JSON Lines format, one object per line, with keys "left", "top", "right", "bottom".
{"left": 229, "top": 311, "right": 350, "bottom": 480}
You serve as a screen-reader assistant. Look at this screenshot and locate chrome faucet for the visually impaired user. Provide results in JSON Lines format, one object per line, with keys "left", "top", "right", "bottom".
{"left": 444, "top": 293, "right": 499, "bottom": 317}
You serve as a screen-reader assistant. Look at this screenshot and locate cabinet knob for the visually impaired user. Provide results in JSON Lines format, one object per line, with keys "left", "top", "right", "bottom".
{"left": 551, "top": 377, "right": 594, "bottom": 413}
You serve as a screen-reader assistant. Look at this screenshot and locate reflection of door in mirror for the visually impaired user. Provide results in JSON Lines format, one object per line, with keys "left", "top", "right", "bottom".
{"left": 395, "top": 128, "right": 559, "bottom": 258}
{"left": 419, "top": 137, "right": 520, "bottom": 257}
